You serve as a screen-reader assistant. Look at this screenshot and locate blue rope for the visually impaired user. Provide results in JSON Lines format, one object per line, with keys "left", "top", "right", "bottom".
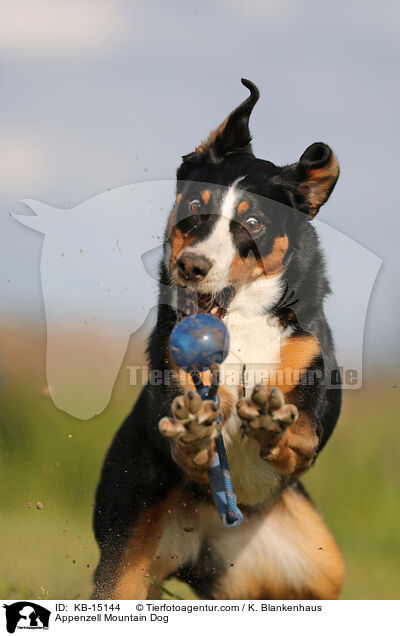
{"left": 194, "top": 382, "right": 243, "bottom": 528}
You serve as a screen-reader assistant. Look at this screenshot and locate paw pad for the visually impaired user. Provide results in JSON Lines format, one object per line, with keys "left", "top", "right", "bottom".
{"left": 237, "top": 384, "right": 298, "bottom": 453}
{"left": 159, "top": 389, "right": 221, "bottom": 465}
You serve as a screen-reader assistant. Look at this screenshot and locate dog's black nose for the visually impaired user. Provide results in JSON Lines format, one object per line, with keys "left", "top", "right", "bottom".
{"left": 177, "top": 252, "right": 212, "bottom": 281}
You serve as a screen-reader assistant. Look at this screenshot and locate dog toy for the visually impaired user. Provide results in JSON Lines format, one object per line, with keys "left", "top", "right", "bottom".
{"left": 169, "top": 314, "right": 243, "bottom": 528}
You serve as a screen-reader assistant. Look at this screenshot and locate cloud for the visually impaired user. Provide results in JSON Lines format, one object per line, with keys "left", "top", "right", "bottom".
{"left": 0, "top": 0, "right": 130, "bottom": 56}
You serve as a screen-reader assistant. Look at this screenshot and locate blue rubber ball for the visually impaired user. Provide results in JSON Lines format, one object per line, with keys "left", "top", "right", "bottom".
{"left": 169, "top": 313, "right": 230, "bottom": 371}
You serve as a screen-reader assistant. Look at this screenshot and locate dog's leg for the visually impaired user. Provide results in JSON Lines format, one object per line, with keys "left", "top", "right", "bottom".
{"left": 108, "top": 489, "right": 180, "bottom": 600}
{"left": 237, "top": 384, "right": 318, "bottom": 479}
{"left": 212, "top": 487, "right": 345, "bottom": 600}
{"left": 93, "top": 544, "right": 124, "bottom": 599}
{"left": 236, "top": 333, "right": 327, "bottom": 481}
{"left": 93, "top": 510, "right": 166, "bottom": 600}
{"left": 159, "top": 389, "right": 223, "bottom": 482}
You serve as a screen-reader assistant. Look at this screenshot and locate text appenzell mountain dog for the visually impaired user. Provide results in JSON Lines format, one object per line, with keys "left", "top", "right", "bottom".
{"left": 93, "top": 79, "right": 345, "bottom": 600}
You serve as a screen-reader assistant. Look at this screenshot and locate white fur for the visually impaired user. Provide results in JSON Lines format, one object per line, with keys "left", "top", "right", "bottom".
{"left": 218, "top": 275, "right": 292, "bottom": 506}
{"left": 178, "top": 180, "right": 243, "bottom": 294}
{"left": 228, "top": 275, "right": 283, "bottom": 317}
{"left": 155, "top": 502, "right": 203, "bottom": 570}
{"left": 211, "top": 509, "right": 315, "bottom": 597}
{"left": 156, "top": 493, "right": 316, "bottom": 595}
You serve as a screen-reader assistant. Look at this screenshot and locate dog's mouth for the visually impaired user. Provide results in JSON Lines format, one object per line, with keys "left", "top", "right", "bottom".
{"left": 176, "top": 285, "right": 235, "bottom": 319}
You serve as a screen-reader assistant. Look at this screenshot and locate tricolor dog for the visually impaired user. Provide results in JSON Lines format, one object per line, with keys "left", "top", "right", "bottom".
{"left": 93, "top": 79, "right": 345, "bottom": 600}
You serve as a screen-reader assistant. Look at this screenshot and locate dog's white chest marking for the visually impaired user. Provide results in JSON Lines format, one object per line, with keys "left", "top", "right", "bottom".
{"left": 224, "top": 312, "right": 282, "bottom": 377}
{"left": 221, "top": 275, "right": 285, "bottom": 389}
{"left": 217, "top": 277, "right": 289, "bottom": 506}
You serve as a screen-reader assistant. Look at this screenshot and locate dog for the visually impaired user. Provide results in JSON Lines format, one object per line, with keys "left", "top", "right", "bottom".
{"left": 93, "top": 79, "right": 345, "bottom": 600}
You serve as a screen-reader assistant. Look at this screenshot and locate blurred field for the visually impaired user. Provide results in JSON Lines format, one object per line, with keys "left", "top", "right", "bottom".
{"left": 0, "top": 324, "right": 399, "bottom": 600}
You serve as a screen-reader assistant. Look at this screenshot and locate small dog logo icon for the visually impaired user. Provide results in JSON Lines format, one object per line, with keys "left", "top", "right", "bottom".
{"left": 3, "top": 602, "right": 50, "bottom": 633}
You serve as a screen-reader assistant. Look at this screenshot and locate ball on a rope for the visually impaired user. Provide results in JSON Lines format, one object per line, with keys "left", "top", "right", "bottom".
{"left": 169, "top": 313, "right": 230, "bottom": 372}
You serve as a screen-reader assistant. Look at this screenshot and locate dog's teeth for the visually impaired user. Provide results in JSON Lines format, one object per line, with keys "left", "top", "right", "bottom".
{"left": 211, "top": 307, "right": 218, "bottom": 315}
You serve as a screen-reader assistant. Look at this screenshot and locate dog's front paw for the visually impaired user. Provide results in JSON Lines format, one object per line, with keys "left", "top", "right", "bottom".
{"left": 159, "top": 389, "right": 221, "bottom": 467}
{"left": 237, "top": 385, "right": 298, "bottom": 460}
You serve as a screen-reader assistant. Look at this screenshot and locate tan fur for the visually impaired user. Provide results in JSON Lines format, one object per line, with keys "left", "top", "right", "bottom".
{"left": 275, "top": 334, "right": 320, "bottom": 395}
{"left": 213, "top": 488, "right": 345, "bottom": 600}
{"left": 172, "top": 440, "right": 216, "bottom": 483}
{"left": 201, "top": 189, "right": 211, "bottom": 205}
{"left": 169, "top": 232, "right": 197, "bottom": 269}
{"left": 266, "top": 413, "right": 319, "bottom": 478}
{"left": 195, "top": 116, "right": 230, "bottom": 154}
{"left": 262, "top": 334, "right": 321, "bottom": 478}
{"left": 167, "top": 194, "right": 199, "bottom": 268}
{"left": 227, "top": 235, "right": 289, "bottom": 285}
{"left": 166, "top": 193, "right": 181, "bottom": 238}
{"left": 237, "top": 200, "right": 250, "bottom": 215}
{"left": 302, "top": 154, "right": 340, "bottom": 217}
{"left": 259, "top": 235, "right": 289, "bottom": 277}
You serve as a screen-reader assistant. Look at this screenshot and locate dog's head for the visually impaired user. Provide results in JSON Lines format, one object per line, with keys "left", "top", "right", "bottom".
{"left": 165, "top": 79, "right": 339, "bottom": 318}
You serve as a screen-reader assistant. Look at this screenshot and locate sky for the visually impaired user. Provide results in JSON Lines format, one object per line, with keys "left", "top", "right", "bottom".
{"left": 0, "top": 0, "right": 399, "bottom": 373}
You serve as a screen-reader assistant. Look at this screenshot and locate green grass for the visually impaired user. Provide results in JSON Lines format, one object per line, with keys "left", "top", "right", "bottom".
{"left": 0, "top": 371, "right": 399, "bottom": 600}
{"left": 303, "top": 382, "right": 400, "bottom": 599}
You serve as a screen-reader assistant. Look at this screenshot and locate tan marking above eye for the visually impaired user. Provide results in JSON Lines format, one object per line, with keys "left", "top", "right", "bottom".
{"left": 201, "top": 190, "right": 211, "bottom": 205}
{"left": 237, "top": 200, "right": 250, "bottom": 215}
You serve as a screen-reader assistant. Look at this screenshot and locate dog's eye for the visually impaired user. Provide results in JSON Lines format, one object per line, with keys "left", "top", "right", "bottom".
{"left": 189, "top": 199, "right": 202, "bottom": 214}
{"left": 244, "top": 217, "right": 261, "bottom": 234}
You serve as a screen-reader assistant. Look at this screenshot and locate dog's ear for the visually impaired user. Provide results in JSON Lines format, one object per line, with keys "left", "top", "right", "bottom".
{"left": 277, "top": 142, "right": 340, "bottom": 218}
{"left": 182, "top": 78, "right": 259, "bottom": 164}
